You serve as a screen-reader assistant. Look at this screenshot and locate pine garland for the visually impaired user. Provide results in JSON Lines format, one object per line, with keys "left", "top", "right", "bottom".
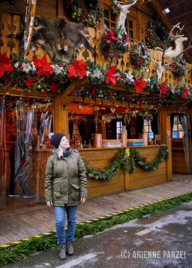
{"left": 1, "top": 53, "right": 192, "bottom": 100}
{"left": 130, "top": 146, "right": 169, "bottom": 172}
{"left": 1, "top": 191, "right": 192, "bottom": 266}
{"left": 81, "top": 146, "right": 169, "bottom": 181}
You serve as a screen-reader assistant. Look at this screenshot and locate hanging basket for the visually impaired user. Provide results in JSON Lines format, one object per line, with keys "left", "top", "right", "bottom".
{"left": 101, "top": 47, "right": 124, "bottom": 58}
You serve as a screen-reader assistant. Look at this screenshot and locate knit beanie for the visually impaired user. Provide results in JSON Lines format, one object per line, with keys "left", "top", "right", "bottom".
{"left": 50, "top": 133, "right": 65, "bottom": 148}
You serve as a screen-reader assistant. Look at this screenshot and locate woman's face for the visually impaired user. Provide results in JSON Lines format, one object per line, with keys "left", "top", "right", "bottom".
{"left": 60, "top": 136, "right": 70, "bottom": 150}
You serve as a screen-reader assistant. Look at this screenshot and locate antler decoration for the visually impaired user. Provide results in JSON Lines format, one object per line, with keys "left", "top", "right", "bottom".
{"left": 162, "top": 23, "right": 192, "bottom": 72}
{"left": 110, "top": 0, "right": 137, "bottom": 35}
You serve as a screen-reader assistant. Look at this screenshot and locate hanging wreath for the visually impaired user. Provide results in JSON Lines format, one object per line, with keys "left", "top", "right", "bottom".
{"left": 129, "top": 42, "right": 151, "bottom": 68}
{"left": 170, "top": 57, "right": 189, "bottom": 77}
{"left": 146, "top": 20, "right": 168, "bottom": 49}
{"left": 81, "top": 146, "right": 169, "bottom": 181}
{"left": 63, "top": 0, "right": 102, "bottom": 28}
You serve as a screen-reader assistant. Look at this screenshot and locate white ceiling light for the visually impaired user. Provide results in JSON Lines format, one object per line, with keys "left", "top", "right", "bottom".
{"left": 164, "top": 8, "right": 170, "bottom": 13}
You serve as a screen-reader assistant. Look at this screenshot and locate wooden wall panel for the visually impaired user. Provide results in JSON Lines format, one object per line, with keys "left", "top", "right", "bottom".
{"left": 1, "top": 13, "right": 192, "bottom": 87}
{"left": 129, "top": 174, "right": 167, "bottom": 189}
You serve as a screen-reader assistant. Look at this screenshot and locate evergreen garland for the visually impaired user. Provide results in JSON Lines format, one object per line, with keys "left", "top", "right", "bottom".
{"left": 131, "top": 146, "right": 169, "bottom": 172}
{"left": 1, "top": 191, "right": 192, "bottom": 266}
{"left": 81, "top": 146, "right": 169, "bottom": 181}
{"left": 1, "top": 53, "right": 192, "bottom": 101}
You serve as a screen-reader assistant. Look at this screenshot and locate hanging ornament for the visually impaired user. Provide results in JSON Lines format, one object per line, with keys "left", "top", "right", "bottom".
{"left": 110, "top": 107, "right": 116, "bottom": 114}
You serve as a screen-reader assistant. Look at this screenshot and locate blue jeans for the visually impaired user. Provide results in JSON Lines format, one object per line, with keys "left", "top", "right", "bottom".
{"left": 54, "top": 205, "right": 77, "bottom": 244}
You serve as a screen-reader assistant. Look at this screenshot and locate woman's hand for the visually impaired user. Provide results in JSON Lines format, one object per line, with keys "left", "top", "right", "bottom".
{"left": 47, "top": 201, "right": 53, "bottom": 206}
{"left": 81, "top": 198, "right": 86, "bottom": 204}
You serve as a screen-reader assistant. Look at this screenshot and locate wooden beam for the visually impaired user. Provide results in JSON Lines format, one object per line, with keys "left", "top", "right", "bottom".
{"left": 162, "top": 0, "right": 187, "bottom": 10}
{"left": 54, "top": 78, "right": 89, "bottom": 133}
{"left": 166, "top": 103, "right": 181, "bottom": 114}
{"left": 151, "top": 0, "right": 192, "bottom": 63}
{"left": 183, "top": 25, "right": 192, "bottom": 33}
{"left": 56, "top": 0, "right": 64, "bottom": 18}
{"left": 169, "top": 10, "right": 192, "bottom": 21}
{"left": 181, "top": 100, "right": 192, "bottom": 107}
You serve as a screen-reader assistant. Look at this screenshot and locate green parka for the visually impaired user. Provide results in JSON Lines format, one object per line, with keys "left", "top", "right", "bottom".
{"left": 44, "top": 149, "right": 87, "bottom": 207}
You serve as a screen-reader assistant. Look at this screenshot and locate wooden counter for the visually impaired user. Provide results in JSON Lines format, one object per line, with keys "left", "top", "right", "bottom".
{"left": 79, "top": 145, "right": 168, "bottom": 198}
{"left": 3, "top": 145, "right": 169, "bottom": 199}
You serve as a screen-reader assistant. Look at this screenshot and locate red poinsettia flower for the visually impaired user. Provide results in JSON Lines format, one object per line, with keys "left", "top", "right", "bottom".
{"left": 49, "top": 82, "right": 59, "bottom": 93}
{"left": 0, "top": 53, "right": 13, "bottom": 77}
{"left": 25, "top": 77, "right": 34, "bottom": 87}
{"left": 105, "top": 65, "right": 120, "bottom": 85}
{"left": 133, "top": 76, "right": 146, "bottom": 93}
{"left": 159, "top": 81, "right": 169, "bottom": 97}
{"left": 33, "top": 56, "right": 53, "bottom": 76}
{"left": 66, "top": 59, "right": 88, "bottom": 78}
{"left": 103, "top": 29, "right": 118, "bottom": 42}
{"left": 182, "top": 87, "right": 190, "bottom": 99}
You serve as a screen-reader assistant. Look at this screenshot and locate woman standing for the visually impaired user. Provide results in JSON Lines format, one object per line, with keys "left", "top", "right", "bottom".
{"left": 45, "top": 133, "right": 87, "bottom": 260}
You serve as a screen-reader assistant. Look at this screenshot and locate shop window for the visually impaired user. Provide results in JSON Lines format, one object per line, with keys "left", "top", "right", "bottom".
{"left": 104, "top": 7, "right": 116, "bottom": 30}
{"left": 116, "top": 121, "right": 122, "bottom": 139}
{"left": 103, "top": 6, "right": 136, "bottom": 41}
{"left": 172, "top": 115, "right": 184, "bottom": 138}
{"left": 125, "top": 18, "right": 135, "bottom": 42}
{"left": 144, "top": 119, "right": 154, "bottom": 139}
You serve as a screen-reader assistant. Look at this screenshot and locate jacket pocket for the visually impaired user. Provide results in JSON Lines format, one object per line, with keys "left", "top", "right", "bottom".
{"left": 53, "top": 184, "right": 62, "bottom": 200}
{"left": 70, "top": 183, "right": 80, "bottom": 201}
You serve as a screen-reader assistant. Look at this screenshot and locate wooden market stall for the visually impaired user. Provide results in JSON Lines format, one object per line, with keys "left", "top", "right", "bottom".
{"left": 1, "top": 0, "right": 192, "bottom": 204}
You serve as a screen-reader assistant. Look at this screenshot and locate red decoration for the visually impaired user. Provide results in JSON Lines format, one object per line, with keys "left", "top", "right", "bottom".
{"left": 141, "top": 157, "right": 147, "bottom": 162}
{"left": 137, "top": 96, "right": 142, "bottom": 108}
{"left": 126, "top": 97, "right": 131, "bottom": 107}
{"left": 103, "top": 29, "right": 118, "bottom": 44}
{"left": 49, "top": 82, "right": 59, "bottom": 93}
{"left": 159, "top": 81, "right": 169, "bottom": 97}
{"left": 133, "top": 76, "right": 146, "bottom": 93}
{"left": 0, "top": 53, "right": 13, "bottom": 77}
{"left": 24, "top": 77, "right": 34, "bottom": 87}
{"left": 66, "top": 59, "right": 88, "bottom": 78}
{"left": 105, "top": 65, "right": 120, "bottom": 85}
{"left": 91, "top": 88, "right": 96, "bottom": 100}
{"left": 43, "top": 89, "right": 46, "bottom": 98}
{"left": 182, "top": 87, "right": 190, "bottom": 99}
{"left": 4, "top": 76, "right": 13, "bottom": 85}
{"left": 33, "top": 56, "right": 53, "bottom": 76}
{"left": 27, "top": 93, "right": 29, "bottom": 103}
{"left": 110, "top": 155, "right": 116, "bottom": 162}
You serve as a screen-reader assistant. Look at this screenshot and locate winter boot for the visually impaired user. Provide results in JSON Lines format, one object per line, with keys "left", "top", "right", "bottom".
{"left": 66, "top": 240, "right": 74, "bottom": 255}
{"left": 59, "top": 243, "right": 66, "bottom": 260}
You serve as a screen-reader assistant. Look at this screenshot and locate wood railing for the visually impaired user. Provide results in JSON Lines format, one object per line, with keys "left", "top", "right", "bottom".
{"left": 1, "top": 13, "right": 192, "bottom": 88}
